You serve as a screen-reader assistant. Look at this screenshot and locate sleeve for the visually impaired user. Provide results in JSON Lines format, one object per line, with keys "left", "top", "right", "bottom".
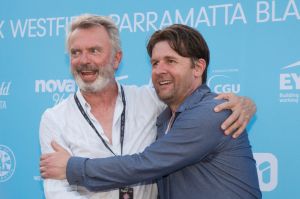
{"left": 39, "top": 109, "right": 88, "bottom": 199}
{"left": 66, "top": 104, "right": 231, "bottom": 192}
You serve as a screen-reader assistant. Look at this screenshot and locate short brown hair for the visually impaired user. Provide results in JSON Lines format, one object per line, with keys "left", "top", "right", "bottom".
{"left": 147, "top": 24, "right": 210, "bottom": 83}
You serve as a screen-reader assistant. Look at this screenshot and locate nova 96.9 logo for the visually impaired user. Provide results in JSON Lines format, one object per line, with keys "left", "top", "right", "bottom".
{"left": 35, "top": 79, "right": 76, "bottom": 105}
{"left": 34, "top": 76, "right": 128, "bottom": 105}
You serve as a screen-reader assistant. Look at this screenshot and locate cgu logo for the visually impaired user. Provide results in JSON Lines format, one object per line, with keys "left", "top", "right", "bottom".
{"left": 280, "top": 61, "right": 300, "bottom": 90}
{"left": 207, "top": 75, "right": 240, "bottom": 94}
{"left": 35, "top": 79, "right": 76, "bottom": 93}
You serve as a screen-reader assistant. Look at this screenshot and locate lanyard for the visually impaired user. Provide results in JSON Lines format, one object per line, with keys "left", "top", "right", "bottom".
{"left": 74, "top": 86, "right": 126, "bottom": 156}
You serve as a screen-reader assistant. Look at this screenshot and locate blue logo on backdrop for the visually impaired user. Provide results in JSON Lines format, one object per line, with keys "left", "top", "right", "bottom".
{"left": 0, "top": 145, "right": 16, "bottom": 182}
{"left": 253, "top": 153, "right": 278, "bottom": 192}
{"left": 207, "top": 68, "right": 241, "bottom": 94}
{"left": 279, "top": 60, "right": 300, "bottom": 103}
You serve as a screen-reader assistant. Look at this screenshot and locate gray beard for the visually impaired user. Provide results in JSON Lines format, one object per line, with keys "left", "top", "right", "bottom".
{"left": 75, "top": 74, "right": 111, "bottom": 93}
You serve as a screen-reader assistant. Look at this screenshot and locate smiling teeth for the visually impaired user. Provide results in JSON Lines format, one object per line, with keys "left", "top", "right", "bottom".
{"left": 159, "top": 80, "right": 171, "bottom": 85}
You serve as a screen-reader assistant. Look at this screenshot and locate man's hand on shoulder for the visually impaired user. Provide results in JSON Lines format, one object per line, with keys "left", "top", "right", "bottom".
{"left": 214, "top": 93, "right": 256, "bottom": 138}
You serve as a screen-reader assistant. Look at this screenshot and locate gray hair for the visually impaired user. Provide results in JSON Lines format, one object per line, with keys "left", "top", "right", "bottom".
{"left": 66, "top": 14, "right": 121, "bottom": 54}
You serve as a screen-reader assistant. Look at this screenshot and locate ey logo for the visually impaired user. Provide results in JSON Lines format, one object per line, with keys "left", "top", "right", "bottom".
{"left": 280, "top": 60, "right": 300, "bottom": 90}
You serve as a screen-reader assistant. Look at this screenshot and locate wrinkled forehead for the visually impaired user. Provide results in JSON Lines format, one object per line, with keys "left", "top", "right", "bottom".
{"left": 68, "top": 26, "right": 112, "bottom": 49}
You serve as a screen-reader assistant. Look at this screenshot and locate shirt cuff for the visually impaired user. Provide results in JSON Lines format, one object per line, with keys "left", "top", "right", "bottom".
{"left": 66, "top": 156, "right": 88, "bottom": 186}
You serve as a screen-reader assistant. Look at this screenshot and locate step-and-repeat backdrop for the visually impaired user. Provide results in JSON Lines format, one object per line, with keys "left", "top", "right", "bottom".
{"left": 1, "top": 0, "right": 299, "bottom": 198}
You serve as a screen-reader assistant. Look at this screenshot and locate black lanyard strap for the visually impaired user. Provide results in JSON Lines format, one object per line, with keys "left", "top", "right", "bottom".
{"left": 74, "top": 86, "right": 126, "bottom": 156}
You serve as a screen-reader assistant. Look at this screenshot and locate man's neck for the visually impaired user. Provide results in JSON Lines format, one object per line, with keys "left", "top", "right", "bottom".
{"left": 80, "top": 80, "right": 119, "bottom": 144}
{"left": 81, "top": 81, "right": 118, "bottom": 108}
{"left": 169, "top": 82, "right": 202, "bottom": 113}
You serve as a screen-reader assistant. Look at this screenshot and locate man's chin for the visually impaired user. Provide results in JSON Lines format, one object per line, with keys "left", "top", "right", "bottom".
{"left": 82, "top": 81, "right": 111, "bottom": 93}
{"left": 80, "top": 85, "right": 104, "bottom": 93}
{"left": 79, "top": 75, "right": 98, "bottom": 83}
{"left": 157, "top": 93, "right": 173, "bottom": 103}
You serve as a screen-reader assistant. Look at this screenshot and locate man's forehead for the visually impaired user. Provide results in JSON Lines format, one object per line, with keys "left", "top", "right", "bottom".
{"left": 69, "top": 27, "right": 111, "bottom": 47}
{"left": 151, "top": 44, "right": 181, "bottom": 60}
{"left": 153, "top": 41, "right": 173, "bottom": 50}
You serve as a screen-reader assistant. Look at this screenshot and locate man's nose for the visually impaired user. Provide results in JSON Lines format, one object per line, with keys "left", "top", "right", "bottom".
{"left": 153, "top": 62, "right": 167, "bottom": 75}
{"left": 79, "top": 52, "right": 90, "bottom": 64}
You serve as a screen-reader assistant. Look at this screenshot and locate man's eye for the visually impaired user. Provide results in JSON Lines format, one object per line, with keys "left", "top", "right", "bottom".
{"left": 91, "top": 48, "right": 100, "bottom": 54}
{"left": 70, "top": 50, "right": 80, "bottom": 57}
{"left": 151, "top": 61, "right": 158, "bottom": 67}
{"left": 167, "top": 59, "right": 176, "bottom": 64}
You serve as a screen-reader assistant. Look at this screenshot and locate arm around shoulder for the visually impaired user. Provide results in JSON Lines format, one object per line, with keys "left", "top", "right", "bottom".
{"left": 39, "top": 110, "right": 87, "bottom": 199}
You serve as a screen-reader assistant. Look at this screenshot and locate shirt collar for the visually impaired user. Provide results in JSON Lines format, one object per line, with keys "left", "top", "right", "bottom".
{"left": 156, "top": 84, "right": 210, "bottom": 125}
{"left": 176, "top": 84, "right": 210, "bottom": 113}
{"left": 75, "top": 90, "right": 89, "bottom": 114}
{"left": 75, "top": 82, "right": 122, "bottom": 112}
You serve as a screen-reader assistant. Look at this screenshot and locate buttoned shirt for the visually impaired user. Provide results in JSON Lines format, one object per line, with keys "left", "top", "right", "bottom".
{"left": 39, "top": 83, "right": 165, "bottom": 199}
{"left": 66, "top": 84, "right": 261, "bottom": 199}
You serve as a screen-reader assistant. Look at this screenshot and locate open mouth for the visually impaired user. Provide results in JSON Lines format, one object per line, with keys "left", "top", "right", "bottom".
{"left": 79, "top": 70, "right": 98, "bottom": 82}
{"left": 159, "top": 80, "right": 172, "bottom": 85}
{"left": 81, "top": 70, "right": 97, "bottom": 76}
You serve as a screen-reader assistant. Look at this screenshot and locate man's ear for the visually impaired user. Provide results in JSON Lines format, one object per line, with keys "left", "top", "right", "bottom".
{"left": 113, "top": 51, "right": 123, "bottom": 70}
{"left": 193, "top": 58, "right": 206, "bottom": 78}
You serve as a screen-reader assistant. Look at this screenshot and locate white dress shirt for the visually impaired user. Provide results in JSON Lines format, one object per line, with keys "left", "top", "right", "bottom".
{"left": 39, "top": 83, "right": 165, "bottom": 199}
